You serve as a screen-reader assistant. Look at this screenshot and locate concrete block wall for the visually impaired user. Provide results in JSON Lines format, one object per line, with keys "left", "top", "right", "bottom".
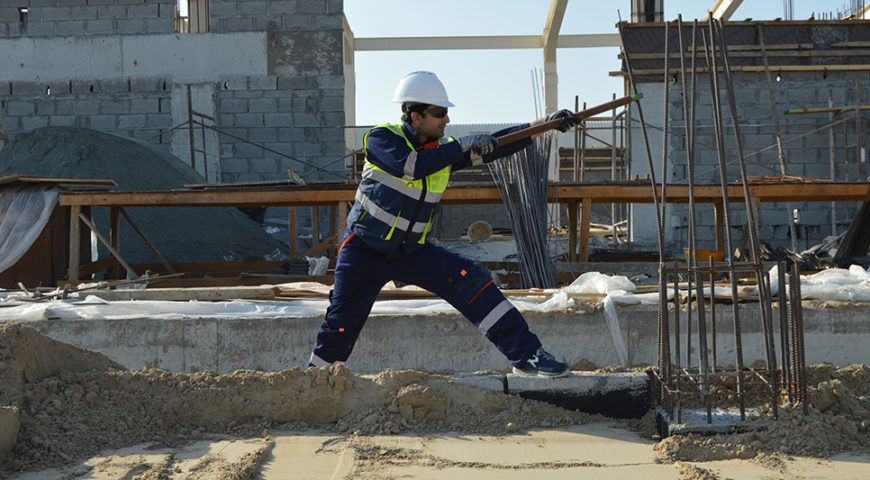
{"left": 209, "top": 0, "right": 343, "bottom": 33}
{"left": 0, "top": 79, "right": 173, "bottom": 147}
{"left": 0, "top": 0, "right": 176, "bottom": 37}
{"left": 636, "top": 70, "right": 866, "bottom": 253}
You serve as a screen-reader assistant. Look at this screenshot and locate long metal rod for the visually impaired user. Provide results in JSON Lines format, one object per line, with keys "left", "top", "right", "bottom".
{"left": 704, "top": 20, "right": 746, "bottom": 420}
{"left": 617, "top": 20, "right": 669, "bottom": 408}
{"left": 714, "top": 20, "right": 780, "bottom": 409}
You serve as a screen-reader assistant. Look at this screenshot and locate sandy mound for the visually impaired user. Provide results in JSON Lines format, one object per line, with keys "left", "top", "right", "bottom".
{"left": 0, "top": 325, "right": 600, "bottom": 474}
{"left": 3, "top": 326, "right": 868, "bottom": 477}
{"left": 0, "top": 126, "right": 284, "bottom": 263}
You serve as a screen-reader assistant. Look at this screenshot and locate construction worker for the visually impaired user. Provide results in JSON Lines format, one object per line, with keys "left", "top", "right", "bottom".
{"left": 308, "top": 71, "right": 579, "bottom": 377}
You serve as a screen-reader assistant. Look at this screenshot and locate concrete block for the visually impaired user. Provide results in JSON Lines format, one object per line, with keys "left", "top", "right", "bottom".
{"left": 248, "top": 127, "right": 277, "bottom": 143}
{"left": 116, "top": 114, "right": 146, "bottom": 129}
{"left": 238, "top": 1, "right": 268, "bottom": 16}
{"left": 35, "top": 99, "right": 56, "bottom": 115}
{"left": 100, "top": 98, "right": 131, "bottom": 114}
{"left": 85, "top": 18, "right": 115, "bottom": 34}
{"left": 265, "top": 112, "right": 292, "bottom": 125}
{"left": 219, "top": 75, "right": 249, "bottom": 91}
{"left": 0, "top": 7, "right": 19, "bottom": 22}
{"left": 87, "top": 114, "right": 117, "bottom": 130}
{"left": 116, "top": 18, "right": 145, "bottom": 34}
{"left": 234, "top": 142, "right": 265, "bottom": 157}
{"left": 130, "top": 98, "right": 159, "bottom": 113}
{"left": 144, "top": 18, "right": 173, "bottom": 34}
{"left": 56, "top": 20, "right": 86, "bottom": 36}
{"left": 94, "top": 78, "right": 128, "bottom": 93}
{"left": 209, "top": 0, "right": 238, "bottom": 17}
{"left": 220, "top": 157, "right": 249, "bottom": 173}
{"left": 99, "top": 5, "right": 127, "bottom": 18}
{"left": 298, "top": 0, "right": 325, "bottom": 14}
{"left": 249, "top": 97, "right": 278, "bottom": 113}
{"left": 233, "top": 90, "right": 263, "bottom": 99}
{"left": 314, "top": 14, "right": 342, "bottom": 29}
{"left": 224, "top": 16, "right": 253, "bottom": 32}
{"left": 277, "top": 75, "right": 311, "bottom": 90}
{"left": 41, "top": 6, "right": 72, "bottom": 20}
{"left": 293, "top": 142, "right": 321, "bottom": 156}
{"left": 70, "top": 5, "right": 99, "bottom": 19}
{"left": 249, "top": 156, "right": 278, "bottom": 172}
{"left": 506, "top": 372, "right": 651, "bottom": 419}
{"left": 50, "top": 115, "right": 77, "bottom": 126}
{"left": 6, "top": 100, "right": 34, "bottom": 116}
{"left": 235, "top": 112, "right": 264, "bottom": 126}
{"left": 218, "top": 113, "right": 235, "bottom": 126}
{"left": 146, "top": 113, "right": 172, "bottom": 129}
{"left": 21, "top": 116, "right": 49, "bottom": 131}
{"left": 450, "top": 375, "right": 506, "bottom": 393}
{"left": 126, "top": 3, "right": 158, "bottom": 18}
{"left": 0, "top": 406, "right": 20, "bottom": 456}
{"left": 277, "top": 127, "right": 305, "bottom": 142}
{"left": 283, "top": 14, "right": 312, "bottom": 29}
{"left": 220, "top": 97, "right": 247, "bottom": 113}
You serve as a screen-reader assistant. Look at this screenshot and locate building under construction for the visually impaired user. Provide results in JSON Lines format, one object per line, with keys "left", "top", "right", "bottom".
{"left": 1, "top": 1, "right": 870, "bottom": 478}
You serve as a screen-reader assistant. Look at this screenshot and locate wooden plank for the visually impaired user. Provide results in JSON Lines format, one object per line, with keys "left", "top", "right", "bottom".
{"left": 579, "top": 198, "right": 591, "bottom": 262}
{"left": 567, "top": 201, "right": 578, "bottom": 262}
{"left": 84, "top": 285, "right": 280, "bottom": 302}
{"left": 57, "top": 182, "right": 870, "bottom": 207}
{"left": 78, "top": 213, "right": 138, "bottom": 279}
{"left": 786, "top": 104, "right": 870, "bottom": 115}
{"left": 120, "top": 259, "right": 285, "bottom": 276}
{"left": 67, "top": 205, "right": 81, "bottom": 281}
{"left": 109, "top": 207, "right": 120, "bottom": 279}
{"left": 59, "top": 275, "right": 335, "bottom": 289}
{"left": 0, "top": 175, "right": 117, "bottom": 187}
{"left": 830, "top": 41, "right": 870, "bottom": 48}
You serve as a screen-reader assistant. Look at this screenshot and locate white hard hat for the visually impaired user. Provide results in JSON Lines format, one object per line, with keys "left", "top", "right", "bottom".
{"left": 392, "top": 71, "right": 455, "bottom": 107}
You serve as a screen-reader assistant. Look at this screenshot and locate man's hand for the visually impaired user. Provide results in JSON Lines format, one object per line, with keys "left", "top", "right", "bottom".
{"left": 547, "top": 109, "right": 581, "bottom": 132}
{"left": 458, "top": 134, "right": 499, "bottom": 156}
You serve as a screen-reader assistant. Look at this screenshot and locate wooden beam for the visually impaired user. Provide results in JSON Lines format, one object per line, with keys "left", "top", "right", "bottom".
{"left": 703, "top": 0, "right": 745, "bottom": 21}
{"left": 567, "top": 201, "right": 578, "bottom": 262}
{"left": 78, "top": 213, "right": 138, "bottom": 279}
{"left": 67, "top": 205, "right": 81, "bottom": 281}
{"left": 352, "top": 33, "right": 620, "bottom": 51}
{"left": 579, "top": 198, "right": 591, "bottom": 262}
{"left": 786, "top": 104, "right": 870, "bottom": 115}
{"left": 288, "top": 207, "right": 298, "bottom": 257}
{"left": 109, "top": 206, "right": 120, "bottom": 279}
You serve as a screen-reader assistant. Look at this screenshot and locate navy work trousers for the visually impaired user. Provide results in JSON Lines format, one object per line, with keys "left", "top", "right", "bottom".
{"left": 309, "top": 230, "right": 542, "bottom": 368}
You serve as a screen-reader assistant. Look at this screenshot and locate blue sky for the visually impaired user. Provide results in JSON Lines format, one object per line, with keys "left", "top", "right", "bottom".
{"left": 344, "top": 1, "right": 837, "bottom": 126}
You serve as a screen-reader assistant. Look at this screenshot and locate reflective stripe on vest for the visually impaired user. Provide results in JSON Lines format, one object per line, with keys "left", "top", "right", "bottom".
{"left": 361, "top": 163, "right": 444, "bottom": 204}
{"left": 354, "top": 189, "right": 428, "bottom": 235}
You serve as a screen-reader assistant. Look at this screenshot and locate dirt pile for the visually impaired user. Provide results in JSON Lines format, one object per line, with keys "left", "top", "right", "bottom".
{"left": 655, "top": 363, "right": 870, "bottom": 463}
{"left": 0, "top": 325, "right": 599, "bottom": 474}
{"left": 0, "top": 126, "right": 284, "bottom": 263}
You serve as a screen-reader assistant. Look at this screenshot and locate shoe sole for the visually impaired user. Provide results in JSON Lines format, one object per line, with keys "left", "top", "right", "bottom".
{"left": 512, "top": 367, "right": 572, "bottom": 378}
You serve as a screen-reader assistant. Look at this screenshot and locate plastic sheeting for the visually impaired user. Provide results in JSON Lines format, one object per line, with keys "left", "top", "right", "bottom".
{"left": 0, "top": 185, "right": 59, "bottom": 275}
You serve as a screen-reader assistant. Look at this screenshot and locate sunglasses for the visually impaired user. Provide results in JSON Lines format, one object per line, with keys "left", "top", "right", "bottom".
{"left": 422, "top": 106, "right": 448, "bottom": 118}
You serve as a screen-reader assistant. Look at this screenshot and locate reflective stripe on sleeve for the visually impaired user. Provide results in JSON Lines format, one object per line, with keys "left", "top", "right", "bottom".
{"left": 355, "top": 190, "right": 427, "bottom": 234}
{"left": 402, "top": 150, "right": 418, "bottom": 180}
{"left": 477, "top": 299, "right": 514, "bottom": 334}
{"left": 362, "top": 165, "right": 443, "bottom": 203}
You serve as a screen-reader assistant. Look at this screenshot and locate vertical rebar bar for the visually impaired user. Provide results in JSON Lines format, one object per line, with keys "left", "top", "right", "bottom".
{"left": 830, "top": 90, "right": 837, "bottom": 236}
{"left": 714, "top": 20, "right": 779, "bottom": 407}
{"left": 777, "top": 261, "right": 793, "bottom": 402}
{"left": 704, "top": 20, "right": 746, "bottom": 420}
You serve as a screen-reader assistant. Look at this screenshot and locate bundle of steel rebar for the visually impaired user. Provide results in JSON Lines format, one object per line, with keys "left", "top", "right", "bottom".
{"left": 488, "top": 133, "right": 557, "bottom": 288}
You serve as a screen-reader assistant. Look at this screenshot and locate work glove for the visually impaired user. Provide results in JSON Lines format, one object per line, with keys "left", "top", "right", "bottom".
{"left": 547, "top": 109, "right": 581, "bottom": 132}
{"left": 458, "top": 134, "right": 499, "bottom": 165}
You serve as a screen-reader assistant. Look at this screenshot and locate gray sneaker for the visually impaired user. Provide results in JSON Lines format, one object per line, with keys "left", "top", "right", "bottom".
{"left": 512, "top": 348, "right": 570, "bottom": 378}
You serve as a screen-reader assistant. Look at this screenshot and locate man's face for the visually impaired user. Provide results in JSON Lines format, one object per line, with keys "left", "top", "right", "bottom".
{"left": 412, "top": 105, "right": 450, "bottom": 141}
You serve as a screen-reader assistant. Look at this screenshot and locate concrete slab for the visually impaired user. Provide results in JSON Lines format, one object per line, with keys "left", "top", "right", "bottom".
{"left": 656, "top": 408, "right": 770, "bottom": 438}
{"left": 507, "top": 372, "right": 651, "bottom": 419}
{"left": 83, "top": 286, "right": 279, "bottom": 302}
{"left": 450, "top": 374, "right": 506, "bottom": 393}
